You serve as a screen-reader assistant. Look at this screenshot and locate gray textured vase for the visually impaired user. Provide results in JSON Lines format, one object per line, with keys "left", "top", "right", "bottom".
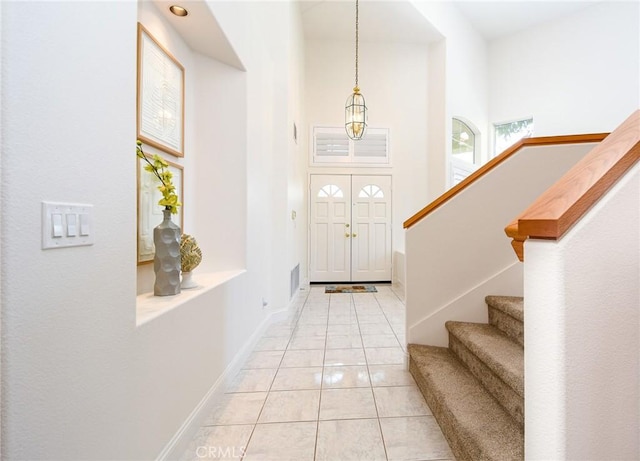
{"left": 153, "top": 208, "right": 181, "bottom": 296}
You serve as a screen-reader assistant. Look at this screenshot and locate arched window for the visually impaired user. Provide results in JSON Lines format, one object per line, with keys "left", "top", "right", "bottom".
{"left": 317, "top": 184, "right": 344, "bottom": 198}
{"left": 358, "top": 185, "right": 384, "bottom": 198}
{"left": 452, "top": 118, "right": 477, "bottom": 164}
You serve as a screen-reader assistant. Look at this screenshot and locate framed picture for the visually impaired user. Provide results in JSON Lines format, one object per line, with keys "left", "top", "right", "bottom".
{"left": 137, "top": 23, "right": 185, "bottom": 158}
{"left": 137, "top": 155, "right": 184, "bottom": 264}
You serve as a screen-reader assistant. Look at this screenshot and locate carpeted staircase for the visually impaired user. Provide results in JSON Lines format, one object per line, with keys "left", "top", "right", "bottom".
{"left": 408, "top": 295, "right": 524, "bottom": 460}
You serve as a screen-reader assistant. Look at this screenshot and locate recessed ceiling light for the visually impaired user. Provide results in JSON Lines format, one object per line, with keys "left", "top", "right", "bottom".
{"left": 169, "top": 5, "right": 188, "bottom": 17}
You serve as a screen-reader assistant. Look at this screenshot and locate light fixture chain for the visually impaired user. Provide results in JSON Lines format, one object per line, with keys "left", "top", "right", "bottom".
{"left": 355, "top": 0, "right": 359, "bottom": 88}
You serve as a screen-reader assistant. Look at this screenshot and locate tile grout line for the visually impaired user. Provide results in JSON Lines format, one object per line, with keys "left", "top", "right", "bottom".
{"left": 353, "top": 291, "right": 391, "bottom": 461}
{"left": 373, "top": 290, "right": 406, "bottom": 353}
{"left": 312, "top": 290, "right": 331, "bottom": 461}
{"left": 240, "top": 287, "right": 311, "bottom": 460}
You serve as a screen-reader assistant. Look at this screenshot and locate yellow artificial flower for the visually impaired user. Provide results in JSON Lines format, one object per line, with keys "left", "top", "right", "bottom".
{"left": 136, "top": 140, "right": 181, "bottom": 214}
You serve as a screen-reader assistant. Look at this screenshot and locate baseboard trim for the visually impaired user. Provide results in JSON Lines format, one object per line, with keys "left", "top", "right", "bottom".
{"left": 157, "top": 288, "right": 306, "bottom": 461}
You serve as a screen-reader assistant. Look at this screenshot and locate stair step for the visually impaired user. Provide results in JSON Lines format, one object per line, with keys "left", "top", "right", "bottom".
{"left": 446, "top": 321, "right": 524, "bottom": 426}
{"left": 408, "top": 344, "right": 524, "bottom": 461}
{"left": 486, "top": 295, "right": 524, "bottom": 346}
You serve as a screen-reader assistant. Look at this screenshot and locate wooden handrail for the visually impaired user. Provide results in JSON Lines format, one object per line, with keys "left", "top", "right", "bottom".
{"left": 506, "top": 110, "right": 640, "bottom": 261}
{"left": 403, "top": 133, "right": 609, "bottom": 229}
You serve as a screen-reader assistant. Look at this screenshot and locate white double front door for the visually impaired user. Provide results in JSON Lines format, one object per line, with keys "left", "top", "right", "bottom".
{"left": 309, "top": 174, "right": 392, "bottom": 282}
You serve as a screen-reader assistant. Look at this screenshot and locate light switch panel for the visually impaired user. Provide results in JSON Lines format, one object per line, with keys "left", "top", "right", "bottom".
{"left": 42, "top": 202, "right": 94, "bottom": 249}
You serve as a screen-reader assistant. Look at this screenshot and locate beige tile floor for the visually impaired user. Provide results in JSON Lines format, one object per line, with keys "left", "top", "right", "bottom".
{"left": 180, "top": 285, "right": 454, "bottom": 461}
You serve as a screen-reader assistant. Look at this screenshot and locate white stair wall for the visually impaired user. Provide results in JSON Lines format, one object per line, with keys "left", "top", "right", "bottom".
{"left": 406, "top": 142, "right": 598, "bottom": 346}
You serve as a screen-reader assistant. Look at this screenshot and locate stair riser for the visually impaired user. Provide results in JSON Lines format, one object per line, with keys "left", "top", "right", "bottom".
{"left": 449, "top": 335, "right": 524, "bottom": 427}
{"left": 488, "top": 307, "right": 524, "bottom": 346}
{"left": 409, "top": 356, "right": 475, "bottom": 461}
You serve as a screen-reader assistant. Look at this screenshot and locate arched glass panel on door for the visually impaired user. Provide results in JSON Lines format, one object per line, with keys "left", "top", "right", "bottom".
{"left": 317, "top": 184, "right": 344, "bottom": 198}
{"left": 358, "top": 184, "right": 384, "bottom": 198}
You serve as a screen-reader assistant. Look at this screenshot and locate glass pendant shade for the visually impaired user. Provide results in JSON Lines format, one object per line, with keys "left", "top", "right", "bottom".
{"left": 345, "top": 88, "right": 367, "bottom": 140}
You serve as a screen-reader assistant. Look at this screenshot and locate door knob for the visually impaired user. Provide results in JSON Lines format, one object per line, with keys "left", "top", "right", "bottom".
{"left": 352, "top": 233, "right": 357, "bottom": 238}
{"left": 345, "top": 223, "right": 350, "bottom": 228}
{"left": 345, "top": 233, "right": 350, "bottom": 238}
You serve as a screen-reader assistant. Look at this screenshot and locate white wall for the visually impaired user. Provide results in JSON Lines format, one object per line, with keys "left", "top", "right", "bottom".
{"left": 2, "top": 2, "right": 140, "bottom": 458}
{"left": 210, "top": 0, "right": 306, "bottom": 308}
{"left": 1, "top": 1, "right": 305, "bottom": 459}
{"left": 191, "top": 53, "right": 247, "bottom": 273}
{"left": 406, "top": 142, "right": 598, "bottom": 346}
{"left": 411, "top": 0, "right": 489, "bottom": 196}
{"left": 524, "top": 162, "right": 639, "bottom": 460}
{"left": 489, "top": 1, "right": 640, "bottom": 138}
{"left": 0, "top": 0, "right": 4, "bottom": 454}
{"left": 305, "top": 39, "right": 429, "bottom": 254}
{"left": 287, "top": 2, "right": 308, "bottom": 290}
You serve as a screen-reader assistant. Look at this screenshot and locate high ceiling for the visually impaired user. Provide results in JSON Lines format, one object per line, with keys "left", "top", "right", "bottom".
{"left": 300, "top": 0, "right": 442, "bottom": 44}
{"left": 150, "top": 0, "right": 601, "bottom": 67}
{"left": 454, "top": 1, "right": 600, "bottom": 40}
{"left": 300, "top": 0, "right": 600, "bottom": 43}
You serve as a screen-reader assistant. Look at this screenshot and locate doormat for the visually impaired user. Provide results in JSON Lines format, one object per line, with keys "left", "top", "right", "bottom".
{"left": 325, "top": 285, "right": 377, "bottom": 294}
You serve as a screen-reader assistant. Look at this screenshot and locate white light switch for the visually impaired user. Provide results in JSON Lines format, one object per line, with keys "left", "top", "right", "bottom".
{"left": 52, "top": 214, "right": 63, "bottom": 237}
{"left": 42, "top": 202, "right": 94, "bottom": 249}
{"left": 66, "top": 213, "right": 77, "bottom": 236}
{"left": 79, "top": 213, "right": 90, "bottom": 236}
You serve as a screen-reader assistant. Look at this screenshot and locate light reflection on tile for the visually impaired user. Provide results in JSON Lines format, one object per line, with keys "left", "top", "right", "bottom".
{"left": 180, "top": 285, "right": 455, "bottom": 461}
{"left": 369, "top": 364, "right": 416, "bottom": 387}
{"left": 319, "top": 388, "right": 377, "bottom": 420}
{"left": 271, "top": 367, "right": 323, "bottom": 390}
{"left": 322, "top": 365, "right": 370, "bottom": 388}
{"left": 324, "top": 348, "right": 367, "bottom": 366}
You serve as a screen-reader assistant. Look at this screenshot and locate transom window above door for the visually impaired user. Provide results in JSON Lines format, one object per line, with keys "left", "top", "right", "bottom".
{"left": 317, "top": 184, "right": 344, "bottom": 198}
{"left": 311, "top": 126, "right": 390, "bottom": 166}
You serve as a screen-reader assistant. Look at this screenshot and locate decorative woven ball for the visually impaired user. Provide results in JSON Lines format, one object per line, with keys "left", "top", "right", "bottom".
{"left": 180, "top": 234, "right": 203, "bottom": 272}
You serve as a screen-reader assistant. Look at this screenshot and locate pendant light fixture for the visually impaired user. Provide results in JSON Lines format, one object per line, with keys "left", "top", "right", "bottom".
{"left": 345, "top": 0, "right": 367, "bottom": 140}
